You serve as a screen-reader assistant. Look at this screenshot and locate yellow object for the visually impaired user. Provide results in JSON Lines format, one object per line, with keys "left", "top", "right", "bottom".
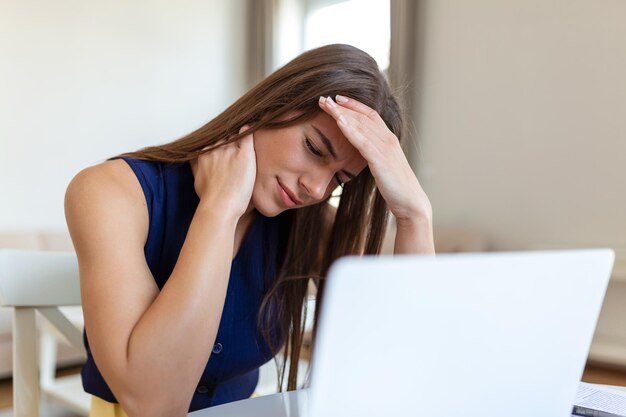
{"left": 90, "top": 396, "right": 129, "bottom": 417}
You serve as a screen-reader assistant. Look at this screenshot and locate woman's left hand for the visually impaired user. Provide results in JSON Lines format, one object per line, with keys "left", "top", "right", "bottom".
{"left": 319, "top": 95, "right": 432, "bottom": 226}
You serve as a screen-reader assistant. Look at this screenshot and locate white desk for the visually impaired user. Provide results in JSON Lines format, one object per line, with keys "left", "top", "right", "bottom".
{"left": 188, "top": 390, "right": 308, "bottom": 417}
{"left": 186, "top": 385, "right": 626, "bottom": 417}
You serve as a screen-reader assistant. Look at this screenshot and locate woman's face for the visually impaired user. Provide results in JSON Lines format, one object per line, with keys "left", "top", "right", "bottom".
{"left": 251, "top": 111, "right": 367, "bottom": 217}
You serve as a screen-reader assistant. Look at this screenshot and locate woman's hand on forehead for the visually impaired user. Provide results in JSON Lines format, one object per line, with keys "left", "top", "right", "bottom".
{"left": 318, "top": 95, "right": 432, "bottom": 224}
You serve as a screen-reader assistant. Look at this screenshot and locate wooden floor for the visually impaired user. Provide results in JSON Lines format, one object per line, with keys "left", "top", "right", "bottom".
{"left": 1, "top": 363, "right": 626, "bottom": 410}
{"left": 0, "top": 365, "right": 82, "bottom": 409}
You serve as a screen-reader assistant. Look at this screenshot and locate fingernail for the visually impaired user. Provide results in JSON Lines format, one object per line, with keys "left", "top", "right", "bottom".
{"left": 326, "top": 97, "right": 337, "bottom": 107}
{"left": 336, "top": 95, "right": 348, "bottom": 103}
{"left": 319, "top": 96, "right": 325, "bottom": 104}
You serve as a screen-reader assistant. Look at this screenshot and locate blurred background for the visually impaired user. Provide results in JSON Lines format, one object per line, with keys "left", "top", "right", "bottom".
{"left": 1, "top": 0, "right": 625, "bottom": 413}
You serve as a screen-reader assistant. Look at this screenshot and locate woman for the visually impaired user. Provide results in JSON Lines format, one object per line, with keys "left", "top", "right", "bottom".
{"left": 65, "top": 44, "right": 434, "bottom": 417}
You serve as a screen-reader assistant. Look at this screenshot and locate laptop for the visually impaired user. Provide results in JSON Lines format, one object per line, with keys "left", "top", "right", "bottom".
{"left": 308, "top": 250, "right": 614, "bottom": 417}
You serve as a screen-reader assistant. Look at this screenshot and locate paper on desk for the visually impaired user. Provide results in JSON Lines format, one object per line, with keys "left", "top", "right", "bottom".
{"left": 573, "top": 382, "right": 626, "bottom": 416}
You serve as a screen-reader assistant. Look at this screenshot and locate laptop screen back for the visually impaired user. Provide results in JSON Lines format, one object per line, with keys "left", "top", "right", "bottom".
{"left": 308, "top": 250, "right": 614, "bottom": 417}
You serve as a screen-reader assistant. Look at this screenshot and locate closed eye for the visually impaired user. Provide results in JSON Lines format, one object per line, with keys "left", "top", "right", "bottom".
{"left": 305, "top": 138, "right": 345, "bottom": 188}
{"left": 304, "top": 138, "right": 323, "bottom": 157}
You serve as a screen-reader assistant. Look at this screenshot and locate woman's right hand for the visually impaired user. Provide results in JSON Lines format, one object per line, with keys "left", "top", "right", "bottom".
{"left": 193, "top": 126, "right": 256, "bottom": 219}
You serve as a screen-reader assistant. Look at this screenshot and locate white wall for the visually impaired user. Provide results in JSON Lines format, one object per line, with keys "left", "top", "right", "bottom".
{"left": 0, "top": 0, "right": 248, "bottom": 231}
{"left": 414, "top": 0, "right": 626, "bottom": 251}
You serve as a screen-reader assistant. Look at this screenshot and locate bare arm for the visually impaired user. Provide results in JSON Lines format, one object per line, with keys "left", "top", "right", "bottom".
{"left": 66, "top": 161, "right": 236, "bottom": 417}
{"left": 394, "top": 213, "right": 435, "bottom": 255}
{"left": 66, "top": 131, "right": 256, "bottom": 417}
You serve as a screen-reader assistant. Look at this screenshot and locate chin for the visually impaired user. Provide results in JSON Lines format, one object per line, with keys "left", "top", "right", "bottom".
{"left": 250, "top": 190, "right": 284, "bottom": 218}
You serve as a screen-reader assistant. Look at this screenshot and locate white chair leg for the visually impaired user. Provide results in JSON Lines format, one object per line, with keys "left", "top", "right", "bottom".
{"left": 14, "top": 307, "right": 40, "bottom": 417}
{"left": 40, "top": 320, "right": 58, "bottom": 390}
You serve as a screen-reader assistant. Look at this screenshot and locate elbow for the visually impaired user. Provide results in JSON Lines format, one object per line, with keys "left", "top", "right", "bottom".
{"left": 118, "top": 391, "right": 190, "bottom": 417}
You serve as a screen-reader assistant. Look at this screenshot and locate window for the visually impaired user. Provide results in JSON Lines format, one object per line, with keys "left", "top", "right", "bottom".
{"left": 272, "top": 0, "right": 390, "bottom": 72}
{"left": 304, "top": 0, "right": 390, "bottom": 71}
{"left": 270, "top": 0, "right": 391, "bottom": 204}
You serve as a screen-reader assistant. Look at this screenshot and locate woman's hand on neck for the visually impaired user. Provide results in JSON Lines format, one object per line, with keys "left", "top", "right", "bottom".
{"left": 188, "top": 128, "right": 257, "bottom": 224}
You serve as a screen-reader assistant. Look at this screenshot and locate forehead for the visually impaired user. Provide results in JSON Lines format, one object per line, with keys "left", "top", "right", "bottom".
{"left": 305, "top": 112, "right": 367, "bottom": 174}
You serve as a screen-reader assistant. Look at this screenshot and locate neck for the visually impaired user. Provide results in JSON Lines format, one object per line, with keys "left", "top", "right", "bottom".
{"left": 190, "top": 158, "right": 257, "bottom": 224}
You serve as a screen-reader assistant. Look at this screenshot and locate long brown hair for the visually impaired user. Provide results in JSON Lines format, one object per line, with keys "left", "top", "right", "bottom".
{"left": 119, "top": 44, "right": 403, "bottom": 391}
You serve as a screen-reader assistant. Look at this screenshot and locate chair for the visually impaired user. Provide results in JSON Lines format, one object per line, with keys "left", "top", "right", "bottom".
{"left": 0, "top": 249, "right": 90, "bottom": 417}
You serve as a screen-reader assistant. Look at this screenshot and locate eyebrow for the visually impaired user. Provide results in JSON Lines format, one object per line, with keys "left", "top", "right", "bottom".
{"left": 312, "top": 126, "right": 357, "bottom": 180}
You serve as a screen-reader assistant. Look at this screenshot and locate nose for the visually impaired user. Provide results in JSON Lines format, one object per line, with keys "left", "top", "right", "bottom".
{"left": 299, "top": 169, "right": 333, "bottom": 202}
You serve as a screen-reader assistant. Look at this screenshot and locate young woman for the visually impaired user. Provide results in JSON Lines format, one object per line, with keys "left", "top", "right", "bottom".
{"left": 65, "top": 44, "right": 434, "bottom": 417}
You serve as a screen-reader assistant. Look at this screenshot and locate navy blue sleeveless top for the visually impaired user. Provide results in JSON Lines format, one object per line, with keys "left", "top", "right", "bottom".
{"left": 81, "top": 157, "right": 286, "bottom": 411}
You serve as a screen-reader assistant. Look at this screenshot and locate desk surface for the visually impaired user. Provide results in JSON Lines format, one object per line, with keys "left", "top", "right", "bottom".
{"left": 187, "top": 385, "right": 626, "bottom": 417}
{"left": 188, "top": 390, "right": 308, "bottom": 417}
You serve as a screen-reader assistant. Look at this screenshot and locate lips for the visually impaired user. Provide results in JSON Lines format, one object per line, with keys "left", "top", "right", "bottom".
{"left": 277, "top": 180, "right": 302, "bottom": 207}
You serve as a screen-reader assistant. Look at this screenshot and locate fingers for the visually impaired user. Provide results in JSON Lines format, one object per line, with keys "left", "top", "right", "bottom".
{"left": 235, "top": 125, "right": 253, "bottom": 149}
{"left": 319, "top": 96, "right": 383, "bottom": 133}
{"left": 239, "top": 131, "right": 254, "bottom": 150}
{"left": 319, "top": 96, "right": 382, "bottom": 147}
{"left": 334, "top": 95, "right": 380, "bottom": 121}
{"left": 319, "top": 96, "right": 363, "bottom": 145}
{"left": 319, "top": 95, "right": 404, "bottom": 177}
{"left": 319, "top": 98, "right": 385, "bottom": 165}
{"left": 319, "top": 96, "right": 348, "bottom": 126}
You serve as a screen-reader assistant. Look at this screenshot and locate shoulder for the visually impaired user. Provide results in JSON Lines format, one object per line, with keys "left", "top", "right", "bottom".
{"left": 65, "top": 159, "right": 146, "bottom": 217}
{"left": 65, "top": 159, "right": 148, "bottom": 248}
{"left": 67, "top": 158, "right": 140, "bottom": 189}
